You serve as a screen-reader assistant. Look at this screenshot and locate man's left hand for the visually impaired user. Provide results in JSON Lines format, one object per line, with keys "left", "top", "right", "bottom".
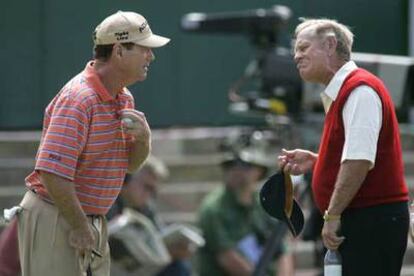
{"left": 321, "top": 220, "right": 345, "bottom": 250}
{"left": 120, "top": 109, "right": 151, "bottom": 143}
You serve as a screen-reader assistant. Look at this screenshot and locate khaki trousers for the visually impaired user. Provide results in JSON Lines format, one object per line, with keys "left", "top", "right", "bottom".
{"left": 17, "top": 191, "right": 110, "bottom": 276}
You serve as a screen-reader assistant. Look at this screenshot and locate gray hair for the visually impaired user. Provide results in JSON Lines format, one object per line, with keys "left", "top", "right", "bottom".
{"left": 295, "top": 18, "right": 354, "bottom": 61}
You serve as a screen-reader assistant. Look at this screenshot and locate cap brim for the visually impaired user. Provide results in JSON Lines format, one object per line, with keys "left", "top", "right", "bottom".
{"left": 259, "top": 171, "right": 305, "bottom": 237}
{"left": 134, "top": 34, "right": 170, "bottom": 48}
{"left": 285, "top": 201, "right": 304, "bottom": 237}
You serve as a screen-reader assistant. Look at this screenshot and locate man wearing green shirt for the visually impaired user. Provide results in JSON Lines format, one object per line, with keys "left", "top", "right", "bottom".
{"left": 197, "top": 149, "right": 294, "bottom": 276}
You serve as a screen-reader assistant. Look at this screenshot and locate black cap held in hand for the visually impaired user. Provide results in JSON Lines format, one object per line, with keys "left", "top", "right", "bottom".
{"left": 260, "top": 171, "right": 304, "bottom": 237}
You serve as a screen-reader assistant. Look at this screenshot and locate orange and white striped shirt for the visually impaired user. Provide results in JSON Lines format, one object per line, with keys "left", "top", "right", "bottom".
{"left": 26, "top": 61, "right": 134, "bottom": 215}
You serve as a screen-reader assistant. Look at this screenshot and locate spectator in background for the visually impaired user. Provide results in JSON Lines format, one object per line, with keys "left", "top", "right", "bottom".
{"left": 107, "top": 155, "right": 195, "bottom": 276}
{"left": 197, "top": 148, "right": 294, "bottom": 276}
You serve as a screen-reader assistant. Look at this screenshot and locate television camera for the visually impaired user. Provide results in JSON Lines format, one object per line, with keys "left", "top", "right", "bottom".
{"left": 181, "top": 6, "right": 303, "bottom": 124}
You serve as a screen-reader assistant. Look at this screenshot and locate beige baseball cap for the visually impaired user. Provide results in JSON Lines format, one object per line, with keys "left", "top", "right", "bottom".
{"left": 93, "top": 11, "right": 170, "bottom": 48}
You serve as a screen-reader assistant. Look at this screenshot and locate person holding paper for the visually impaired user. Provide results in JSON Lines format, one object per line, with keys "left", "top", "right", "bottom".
{"left": 107, "top": 155, "right": 197, "bottom": 276}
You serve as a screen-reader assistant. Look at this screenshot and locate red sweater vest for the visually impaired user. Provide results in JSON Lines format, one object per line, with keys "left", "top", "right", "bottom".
{"left": 312, "top": 68, "right": 408, "bottom": 212}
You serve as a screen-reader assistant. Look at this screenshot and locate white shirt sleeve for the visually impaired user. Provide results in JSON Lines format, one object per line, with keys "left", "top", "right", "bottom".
{"left": 341, "top": 85, "right": 382, "bottom": 169}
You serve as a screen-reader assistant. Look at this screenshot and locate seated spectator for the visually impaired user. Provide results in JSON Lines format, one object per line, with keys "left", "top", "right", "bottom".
{"left": 197, "top": 148, "right": 295, "bottom": 276}
{"left": 107, "top": 155, "right": 197, "bottom": 276}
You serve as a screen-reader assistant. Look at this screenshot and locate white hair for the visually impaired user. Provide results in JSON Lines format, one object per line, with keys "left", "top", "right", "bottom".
{"left": 295, "top": 18, "right": 354, "bottom": 61}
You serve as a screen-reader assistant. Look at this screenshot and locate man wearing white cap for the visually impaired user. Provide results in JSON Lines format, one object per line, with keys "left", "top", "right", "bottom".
{"left": 17, "top": 11, "right": 170, "bottom": 276}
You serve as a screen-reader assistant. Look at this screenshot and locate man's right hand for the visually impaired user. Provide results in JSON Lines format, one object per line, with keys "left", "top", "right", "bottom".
{"left": 278, "top": 148, "right": 318, "bottom": 175}
{"left": 68, "top": 223, "right": 95, "bottom": 255}
{"left": 40, "top": 171, "right": 97, "bottom": 255}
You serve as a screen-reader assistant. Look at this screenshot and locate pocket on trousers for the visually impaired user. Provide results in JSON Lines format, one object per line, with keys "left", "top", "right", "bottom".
{"left": 378, "top": 213, "right": 408, "bottom": 224}
{"left": 53, "top": 212, "right": 70, "bottom": 248}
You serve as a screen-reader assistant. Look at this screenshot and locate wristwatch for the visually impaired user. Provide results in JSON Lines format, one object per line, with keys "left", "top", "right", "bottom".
{"left": 323, "top": 210, "right": 341, "bottom": 222}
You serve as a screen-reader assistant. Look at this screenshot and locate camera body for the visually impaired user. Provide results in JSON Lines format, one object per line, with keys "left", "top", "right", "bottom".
{"left": 181, "top": 6, "right": 303, "bottom": 120}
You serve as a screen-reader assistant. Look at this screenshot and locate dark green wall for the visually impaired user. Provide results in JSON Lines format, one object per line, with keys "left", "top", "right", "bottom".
{"left": 0, "top": 0, "right": 408, "bottom": 129}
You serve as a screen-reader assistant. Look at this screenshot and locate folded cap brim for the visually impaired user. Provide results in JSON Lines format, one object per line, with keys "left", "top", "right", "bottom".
{"left": 134, "top": 34, "right": 170, "bottom": 48}
{"left": 285, "top": 201, "right": 304, "bottom": 237}
{"left": 259, "top": 171, "right": 304, "bottom": 237}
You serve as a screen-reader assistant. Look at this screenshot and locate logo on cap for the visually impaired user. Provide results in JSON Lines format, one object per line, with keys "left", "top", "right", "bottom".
{"left": 115, "top": 31, "right": 129, "bottom": 41}
{"left": 139, "top": 21, "right": 148, "bottom": 33}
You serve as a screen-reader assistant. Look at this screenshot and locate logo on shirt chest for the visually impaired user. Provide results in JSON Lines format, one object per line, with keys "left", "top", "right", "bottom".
{"left": 48, "top": 153, "right": 61, "bottom": 161}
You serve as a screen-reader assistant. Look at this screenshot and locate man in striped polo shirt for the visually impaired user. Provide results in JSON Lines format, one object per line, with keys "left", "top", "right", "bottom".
{"left": 17, "top": 11, "right": 170, "bottom": 276}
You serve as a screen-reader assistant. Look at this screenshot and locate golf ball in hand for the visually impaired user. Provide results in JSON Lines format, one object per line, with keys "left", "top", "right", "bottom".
{"left": 122, "top": 118, "right": 134, "bottom": 128}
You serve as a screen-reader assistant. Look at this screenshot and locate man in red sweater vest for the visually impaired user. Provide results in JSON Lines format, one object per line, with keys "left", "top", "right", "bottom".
{"left": 279, "top": 19, "right": 409, "bottom": 276}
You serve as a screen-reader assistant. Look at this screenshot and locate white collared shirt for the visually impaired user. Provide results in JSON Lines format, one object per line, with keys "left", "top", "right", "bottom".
{"left": 321, "top": 61, "right": 382, "bottom": 168}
